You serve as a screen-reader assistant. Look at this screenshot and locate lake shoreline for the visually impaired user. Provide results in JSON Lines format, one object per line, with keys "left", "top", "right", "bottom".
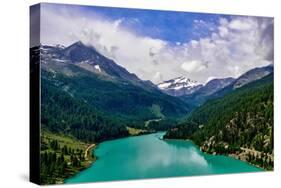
{"left": 64, "top": 132, "right": 157, "bottom": 183}
{"left": 61, "top": 143, "right": 97, "bottom": 184}
{"left": 163, "top": 137, "right": 268, "bottom": 171}
{"left": 86, "top": 133, "right": 266, "bottom": 173}
{"left": 64, "top": 122, "right": 164, "bottom": 183}
{"left": 200, "top": 146, "right": 266, "bottom": 171}
{"left": 66, "top": 132, "right": 263, "bottom": 183}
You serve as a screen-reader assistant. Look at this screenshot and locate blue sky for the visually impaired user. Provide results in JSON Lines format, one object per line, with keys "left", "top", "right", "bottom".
{"left": 39, "top": 3, "right": 273, "bottom": 83}
{"left": 79, "top": 5, "right": 229, "bottom": 44}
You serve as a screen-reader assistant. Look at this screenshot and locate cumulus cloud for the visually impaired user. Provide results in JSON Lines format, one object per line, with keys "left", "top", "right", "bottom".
{"left": 181, "top": 60, "right": 208, "bottom": 73}
{"left": 41, "top": 4, "right": 169, "bottom": 82}
{"left": 40, "top": 4, "right": 273, "bottom": 84}
{"left": 174, "top": 16, "right": 273, "bottom": 82}
{"left": 229, "top": 19, "right": 254, "bottom": 30}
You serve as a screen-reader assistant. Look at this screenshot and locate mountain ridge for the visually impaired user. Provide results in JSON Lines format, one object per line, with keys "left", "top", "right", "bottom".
{"left": 41, "top": 42, "right": 160, "bottom": 93}
{"left": 212, "top": 64, "right": 273, "bottom": 99}
{"left": 38, "top": 42, "right": 191, "bottom": 129}
{"left": 179, "top": 64, "right": 273, "bottom": 106}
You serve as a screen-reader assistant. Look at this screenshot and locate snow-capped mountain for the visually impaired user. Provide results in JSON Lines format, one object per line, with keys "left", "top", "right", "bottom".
{"left": 163, "top": 64, "right": 273, "bottom": 104}
{"left": 157, "top": 76, "right": 203, "bottom": 96}
{"left": 40, "top": 41, "right": 159, "bottom": 92}
{"left": 183, "top": 64, "right": 274, "bottom": 106}
{"left": 33, "top": 42, "right": 191, "bottom": 121}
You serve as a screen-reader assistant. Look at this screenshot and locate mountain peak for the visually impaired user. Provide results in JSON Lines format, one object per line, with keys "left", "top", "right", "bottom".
{"left": 76, "top": 40, "right": 83, "bottom": 45}
{"left": 63, "top": 41, "right": 99, "bottom": 62}
{"left": 66, "top": 41, "right": 94, "bottom": 51}
{"left": 158, "top": 76, "right": 201, "bottom": 88}
{"left": 157, "top": 76, "right": 203, "bottom": 96}
{"left": 71, "top": 40, "right": 87, "bottom": 47}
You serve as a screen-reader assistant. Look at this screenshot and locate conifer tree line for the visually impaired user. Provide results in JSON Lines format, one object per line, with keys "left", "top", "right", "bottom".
{"left": 40, "top": 139, "right": 87, "bottom": 184}
{"left": 165, "top": 74, "right": 274, "bottom": 170}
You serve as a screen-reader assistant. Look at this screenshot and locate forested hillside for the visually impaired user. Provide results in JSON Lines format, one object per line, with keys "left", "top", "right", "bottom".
{"left": 41, "top": 70, "right": 130, "bottom": 143}
{"left": 40, "top": 43, "right": 190, "bottom": 127}
{"left": 164, "top": 74, "right": 274, "bottom": 170}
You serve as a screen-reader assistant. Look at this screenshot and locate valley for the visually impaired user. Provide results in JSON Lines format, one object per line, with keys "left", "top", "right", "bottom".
{"left": 34, "top": 41, "right": 274, "bottom": 184}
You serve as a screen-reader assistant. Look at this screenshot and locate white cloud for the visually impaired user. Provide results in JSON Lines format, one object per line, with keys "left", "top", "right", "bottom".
{"left": 175, "top": 16, "right": 273, "bottom": 82}
{"left": 40, "top": 4, "right": 273, "bottom": 84}
{"left": 181, "top": 60, "right": 207, "bottom": 73}
{"left": 228, "top": 19, "right": 254, "bottom": 30}
{"left": 153, "top": 72, "right": 163, "bottom": 83}
{"left": 218, "top": 26, "right": 228, "bottom": 37}
{"left": 40, "top": 4, "right": 168, "bottom": 83}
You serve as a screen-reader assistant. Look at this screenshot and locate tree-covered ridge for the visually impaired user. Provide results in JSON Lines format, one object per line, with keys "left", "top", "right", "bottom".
{"left": 41, "top": 70, "right": 129, "bottom": 143}
{"left": 164, "top": 73, "right": 274, "bottom": 170}
{"left": 40, "top": 43, "right": 190, "bottom": 122}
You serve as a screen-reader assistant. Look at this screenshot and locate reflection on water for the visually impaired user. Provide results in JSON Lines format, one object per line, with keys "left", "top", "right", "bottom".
{"left": 66, "top": 132, "right": 261, "bottom": 183}
{"left": 135, "top": 135, "right": 210, "bottom": 174}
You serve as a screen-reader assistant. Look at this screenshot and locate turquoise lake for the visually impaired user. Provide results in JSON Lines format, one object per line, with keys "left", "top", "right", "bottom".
{"left": 66, "top": 132, "right": 262, "bottom": 183}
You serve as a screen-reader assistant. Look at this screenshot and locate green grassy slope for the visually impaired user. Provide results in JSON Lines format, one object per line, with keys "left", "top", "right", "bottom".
{"left": 40, "top": 130, "right": 96, "bottom": 184}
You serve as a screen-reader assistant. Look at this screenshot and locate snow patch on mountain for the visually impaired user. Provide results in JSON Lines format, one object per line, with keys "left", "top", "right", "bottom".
{"left": 157, "top": 76, "right": 203, "bottom": 96}
{"left": 94, "top": 65, "right": 101, "bottom": 72}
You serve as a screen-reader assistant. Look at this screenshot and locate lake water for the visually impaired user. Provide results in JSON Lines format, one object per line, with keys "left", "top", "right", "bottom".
{"left": 66, "top": 132, "right": 262, "bottom": 183}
